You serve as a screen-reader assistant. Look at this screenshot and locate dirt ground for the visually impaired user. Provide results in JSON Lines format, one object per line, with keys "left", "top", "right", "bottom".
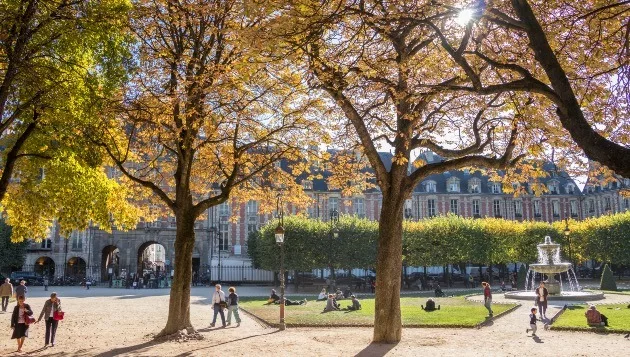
{"left": 1, "top": 288, "right": 629, "bottom": 356}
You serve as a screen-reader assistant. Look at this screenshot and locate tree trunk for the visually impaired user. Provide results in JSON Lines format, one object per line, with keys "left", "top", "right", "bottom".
{"left": 373, "top": 198, "right": 404, "bottom": 343}
{"left": 157, "top": 211, "right": 196, "bottom": 337}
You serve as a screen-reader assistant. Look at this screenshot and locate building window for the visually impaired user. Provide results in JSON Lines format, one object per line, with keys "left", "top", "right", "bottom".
{"left": 490, "top": 182, "right": 501, "bottom": 194}
{"left": 604, "top": 197, "right": 611, "bottom": 211}
{"left": 586, "top": 185, "right": 594, "bottom": 193}
{"left": 552, "top": 201, "right": 560, "bottom": 217}
{"left": 450, "top": 199, "right": 459, "bottom": 215}
{"left": 493, "top": 200, "right": 502, "bottom": 217}
{"left": 427, "top": 199, "right": 436, "bottom": 217}
{"left": 246, "top": 200, "right": 258, "bottom": 216}
{"left": 425, "top": 181, "right": 437, "bottom": 193}
{"left": 219, "top": 202, "right": 230, "bottom": 216}
{"left": 533, "top": 200, "right": 541, "bottom": 217}
{"left": 588, "top": 199, "right": 595, "bottom": 213}
{"left": 447, "top": 178, "right": 460, "bottom": 193}
{"left": 472, "top": 199, "right": 480, "bottom": 217}
{"left": 329, "top": 197, "right": 339, "bottom": 215}
{"left": 404, "top": 200, "right": 413, "bottom": 219}
{"left": 566, "top": 184, "right": 575, "bottom": 194}
{"left": 219, "top": 223, "right": 229, "bottom": 251}
{"left": 468, "top": 179, "right": 481, "bottom": 193}
{"left": 548, "top": 181, "right": 559, "bottom": 194}
{"left": 624, "top": 198, "right": 629, "bottom": 210}
{"left": 570, "top": 200, "right": 578, "bottom": 217}
{"left": 302, "top": 180, "right": 313, "bottom": 190}
{"left": 353, "top": 197, "right": 365, "bottom": 217}
{"left": 71, "top": 233, "right": 83, "bottom": 251}
{"left": 514, "top": 200, "right": 523, "bottom": 217}
{"left": 41, "top": 239, "right": 52, "bottom": 249}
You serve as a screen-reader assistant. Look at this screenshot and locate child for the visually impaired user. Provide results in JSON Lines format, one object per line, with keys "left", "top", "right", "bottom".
{"left": 526, "top": 307, "right": 538, "bottom": 336}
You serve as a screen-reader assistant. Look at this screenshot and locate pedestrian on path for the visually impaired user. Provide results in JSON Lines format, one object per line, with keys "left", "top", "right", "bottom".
{"left": 0, "top": 278, "right": 13, "bottom": 312}
{"left": 43, "top": 277, "right": 49, "bottom": 292}
{"left": 482, "top": 282, "right": 493, "bottom": 317}
{"left": 14, "top": 280, "right": 27, "bottom": 299}
{"left": 535, "top": 282, "right": 548, "bottom": 319}
{"left": 11, "top": 295, "right": 34, "bottom": 353}
{"left": 210, "top": 284, "right": 226, "bottom": 328}
{"left": 37, "top": 292, "right": 62, "bottom": 347}
{"left": 226, "top": 287, "right": 241, "bottom": 327}
{"left": 526, "top": 307, "right": 538, "bottom": 336}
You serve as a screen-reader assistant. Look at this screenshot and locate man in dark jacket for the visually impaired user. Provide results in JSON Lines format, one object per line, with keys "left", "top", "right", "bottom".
{"left": 14, "top": 280, "right": 27, "bottom": 299}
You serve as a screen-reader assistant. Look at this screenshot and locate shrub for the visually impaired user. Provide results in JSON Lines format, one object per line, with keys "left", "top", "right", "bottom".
{"left": 599, "top": 264, "right": 617, "bottom": 291}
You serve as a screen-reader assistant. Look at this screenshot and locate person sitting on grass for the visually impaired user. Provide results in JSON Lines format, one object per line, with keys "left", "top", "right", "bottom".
{"left": 335, "top": 288, "right": 344, "bottom": 300}
{"left": 585, "top": 305, "right": 608, "bottom": 326}
{"left": 282, "top": 298, "right": 307, "bottom": 306}
{"left": 345, "top": 295, "right": 362, "bottom": 311}
{"left": 317, "top": 288, "right": 327, "bottom": 301}
{"left": 323, "top": 294, "right": 340, "bottom": 312}
{"left": 421, "top": 298, "right": 440, "bottom": 311}
{"left": 266, "top": 289, "right": 280, "bottom": 304}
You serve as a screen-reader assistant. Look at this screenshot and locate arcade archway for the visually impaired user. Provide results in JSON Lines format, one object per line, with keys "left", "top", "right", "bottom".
{"left": 66, "top": 257, "right": 86, "bottom": 281}
{"left": 137, "top": 241, "right": 166, "bottom": 278}
{"left": 101, "top": 245, "right": 120, "bottom": 282}
{"left": 34, "top": 257, "right": 55, "bottom": 279}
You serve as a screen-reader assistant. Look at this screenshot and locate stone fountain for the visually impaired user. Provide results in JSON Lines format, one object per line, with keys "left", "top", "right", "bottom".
{"left": 504, "top": 236, "right": 604, "bottom": 301}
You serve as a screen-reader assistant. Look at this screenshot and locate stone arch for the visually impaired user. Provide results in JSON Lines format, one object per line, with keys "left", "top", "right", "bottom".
{"left": 34, "top": 256, "right": 55, "bottom": 279}
{"left": 101, "top": 245, "right": 120, "bottom": 282}
{"left": 137, "top": 240, "right": 167, "bottom": 277}
{"left": 66, "top": 257, "right": 86, "bottom": 280}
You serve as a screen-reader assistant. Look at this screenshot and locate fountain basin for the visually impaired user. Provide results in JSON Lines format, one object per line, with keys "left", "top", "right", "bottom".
{"left": 504, "top": 291, "right": 605, "bottom": 301}
{"left": 529, "top": 263, "right": 572, "bottom": 274}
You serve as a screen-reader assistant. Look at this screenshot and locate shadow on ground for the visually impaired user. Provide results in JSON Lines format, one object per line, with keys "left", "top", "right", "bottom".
{"left": 355, "top": 342, "right": 398, "bottom": 356}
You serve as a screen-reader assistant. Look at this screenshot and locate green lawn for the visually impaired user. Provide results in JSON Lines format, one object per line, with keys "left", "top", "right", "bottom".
{"left": 552, "top": 304, "right": 630, "bottom": 333}
{"left": 239, "top": 296, "right": 516, "bottom": 328}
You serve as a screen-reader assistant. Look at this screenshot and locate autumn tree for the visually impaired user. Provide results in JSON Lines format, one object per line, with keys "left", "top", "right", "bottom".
{"left": 0, "top": 0, "right": 141, "bottom": 241}
{"left": 432, "top": 0, "right": 630, "bottom": 177}
{"left": 275, "top": 1, "right": 540, "bottom": 342}
{"left": 94, "top": 0, "right": 323, "bottom": 337}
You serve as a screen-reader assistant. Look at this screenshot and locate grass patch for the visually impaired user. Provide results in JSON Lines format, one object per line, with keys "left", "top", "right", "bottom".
{"left": 552, "top": 304, "right": 630, "bottom": 334}
{"left": 239, "top": 296, "right": 515, "bottom": 328}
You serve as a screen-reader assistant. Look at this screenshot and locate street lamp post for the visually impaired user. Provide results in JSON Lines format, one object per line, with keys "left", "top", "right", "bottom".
{"left": 329, "top": 209, "right": 339, "bottom": 289}
{"left": 564, "top": 218, "right": 572, "bottom": 268}
{"left": 275, "top": 195, "right": 286, "bottom": 331}
{"left": 216, "top": 226, "right": 222, "bottom": 283}
{"left": 208, "top": 226, "right": 217, "bottom": 283}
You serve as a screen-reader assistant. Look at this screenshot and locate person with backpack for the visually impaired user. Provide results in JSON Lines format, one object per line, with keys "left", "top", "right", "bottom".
{"left": 210, "top": 284, "right": 226, "bottom": 328}
{"left": 226, "top": 287, "right": 241, "bottom": 327}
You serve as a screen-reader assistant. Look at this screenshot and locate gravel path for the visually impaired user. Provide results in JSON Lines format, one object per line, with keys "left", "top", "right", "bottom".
{"left": 1, "top": 287, "right": 628, "bottom": 356}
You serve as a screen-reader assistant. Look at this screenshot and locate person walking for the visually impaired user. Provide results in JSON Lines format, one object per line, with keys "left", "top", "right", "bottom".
{"left": 0, "top": 278, "right": 13, "bottom": 312}
{"left": 37, "top": 292, "right": 62, "bottom": 347}
{"left": 43, "top": 277, "right": 49, "bottom": 292}
{"left": 14, "top": 280, "right": 27, "bottom": 299}
{"left": 210, "top": 284, "right": 226, "bottom": 328}
{"left": 535, "top": 282, "right": 549, "bottom": 319}
{"left": 11, "top": 295, "right": 34, "bottom": 353}
{"left": 482, "top": 282, "right": 493, "bottom": 317}
{"left": 226, "top": 287, "right": 241, "bottom": 327}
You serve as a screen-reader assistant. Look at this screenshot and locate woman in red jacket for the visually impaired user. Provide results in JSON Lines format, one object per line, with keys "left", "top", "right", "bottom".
{"left": 482, "top": 282, "right": 493, "bottom": 317}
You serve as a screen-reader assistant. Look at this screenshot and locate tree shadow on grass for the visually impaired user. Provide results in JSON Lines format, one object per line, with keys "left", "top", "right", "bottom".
{"left": 356, "top": 342, "right": 398, "bottom": 356}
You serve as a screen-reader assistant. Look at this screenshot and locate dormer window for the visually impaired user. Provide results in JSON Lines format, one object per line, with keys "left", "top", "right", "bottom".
{"left": 447, "top": 177, "right": 460, "bottom": 192}
{"left": 566, "top": 183, "right": 575, "bottom": 194}
{"left": 586, "top": 185, "right": 595, "bottom": 193}
{"left": 302, "top": 180, "right": 313, "bottom": 190}
{"left": 468, "top": 178, "right": 481, "bottom": 193}
{"left": 490, "top": 182, "right": 502, "bottom": 194}
{"left": 425, "top": 181, "right": 437, "bottom": 193}
{"left": 547, "top": 180, "right": 559, "bottom": 194}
